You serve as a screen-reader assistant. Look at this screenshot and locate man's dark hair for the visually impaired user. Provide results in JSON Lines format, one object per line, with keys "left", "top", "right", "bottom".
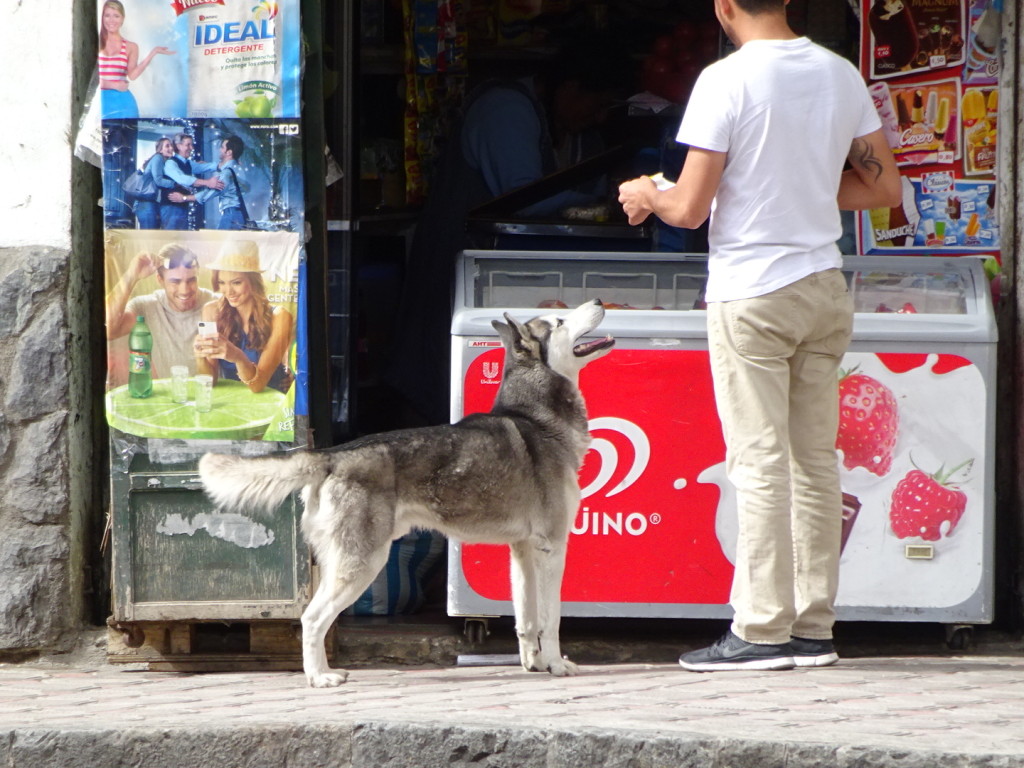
{"left": 224, "top": 135, "right": 245, "bottom": 161}
{"left": 734, "top": 0, "right": 787, "bottom": 14}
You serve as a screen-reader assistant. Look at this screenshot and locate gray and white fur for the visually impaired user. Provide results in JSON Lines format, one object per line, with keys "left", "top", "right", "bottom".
{"left": 199, "top": 299, "right": 614, "bottom": 687}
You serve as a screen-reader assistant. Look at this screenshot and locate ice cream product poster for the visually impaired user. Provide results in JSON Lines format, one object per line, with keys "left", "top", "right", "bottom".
{"left": 103, "top": 228, "right": 302, "bottom": 443}
{"left": 102, "top": 118, "right": 305, "bottom": 233}
{"left": 876, "top": 78, "right": 961, "bottom": 167}
{"left": 961, "top": 84, "right": 998, "bottom": 176}
{"left": 97, "top": 0, "right": 301, "bottom": 120}
{"left": 963, "top": 0, "right": 1002, "bottom": 85}
{"left": 863, "top": 0, "right": 967, "bottom": 81}
{"left": 861, "top": 175, "right": 997, "bottom": 252}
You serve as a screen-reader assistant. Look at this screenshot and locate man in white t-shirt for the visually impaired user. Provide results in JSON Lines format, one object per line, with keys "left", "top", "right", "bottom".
{"left": 105, "top": 243, "right": 216, "bottom": 380}
{"left": 618, "top": 0, "right": 900, "bottom": 671}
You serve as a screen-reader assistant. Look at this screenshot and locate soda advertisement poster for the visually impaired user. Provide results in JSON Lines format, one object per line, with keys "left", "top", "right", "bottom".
{"left": 97, "top": 0, "right": 301, "bottom": 120}
{"left": 104, "top": 229, "right": 301, "bottom": 443}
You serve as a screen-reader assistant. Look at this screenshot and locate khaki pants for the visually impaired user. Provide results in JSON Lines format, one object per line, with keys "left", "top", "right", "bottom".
{"left": 707, "top": 268, "right": 854, "bottom": 645}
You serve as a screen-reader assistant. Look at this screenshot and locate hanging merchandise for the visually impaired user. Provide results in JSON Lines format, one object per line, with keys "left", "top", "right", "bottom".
{"left": 857, "top": 0, "right": 999, "bottom": 257}
{"left": 402, "top": 0, "right": 466, "bottom": 205}
{"left": 98, "top": 0, "right": 307, "bottom": 447}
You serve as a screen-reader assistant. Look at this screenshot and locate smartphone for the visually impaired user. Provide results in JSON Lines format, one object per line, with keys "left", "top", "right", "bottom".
{"left": 197, "top": 321, "right": 218, "bottom": 337}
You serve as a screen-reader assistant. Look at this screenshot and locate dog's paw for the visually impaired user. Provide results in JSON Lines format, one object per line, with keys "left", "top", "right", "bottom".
{"left": 547, "top": 657, "right": 579, "bottom": 677}
{"left": 307, "top": 670, "right": 349, "bottom": 688}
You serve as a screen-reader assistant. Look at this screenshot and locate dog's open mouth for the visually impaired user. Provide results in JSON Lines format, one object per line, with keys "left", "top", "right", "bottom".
{"left": 573, "top": 335, "right": 615, "bottom": 357}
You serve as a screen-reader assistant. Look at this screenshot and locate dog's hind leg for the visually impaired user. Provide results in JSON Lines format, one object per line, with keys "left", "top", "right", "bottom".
{"left": 301, "top": 543, "right": 391, "bottom": 688}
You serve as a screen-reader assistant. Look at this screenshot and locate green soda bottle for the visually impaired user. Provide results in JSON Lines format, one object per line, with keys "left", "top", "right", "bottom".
{"left": 128, "top": 315, "right": 153, "bottom": 398}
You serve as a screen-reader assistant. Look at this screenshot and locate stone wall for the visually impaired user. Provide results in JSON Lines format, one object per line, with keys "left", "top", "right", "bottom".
{"left": 0, "top": 1, "right": 104, "bottom": 656}
{"left": 0, "top": 249, "right": 74, "bottom": 652}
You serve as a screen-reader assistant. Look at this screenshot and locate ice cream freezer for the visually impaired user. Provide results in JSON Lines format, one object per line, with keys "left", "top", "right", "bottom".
{"left": 447, "top": 249, "right": 997, "bottom": 637}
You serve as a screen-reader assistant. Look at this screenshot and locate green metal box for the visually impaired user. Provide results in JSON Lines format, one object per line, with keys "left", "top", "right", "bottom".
{"left": 111, "top": 454, "right": 310, "bottom": 623}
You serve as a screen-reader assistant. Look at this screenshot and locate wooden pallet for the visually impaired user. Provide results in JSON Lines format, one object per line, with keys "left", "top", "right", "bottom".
{"left": 106, "top": 619, "right": 334, "bottom": 673}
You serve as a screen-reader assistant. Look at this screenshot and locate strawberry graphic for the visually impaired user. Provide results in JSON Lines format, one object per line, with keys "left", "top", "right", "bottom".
{"left": 889, "top": 460, "right": 972, "bottom": 541}
{"left": 836, "top": 369, "right": 899, "bottom": 476}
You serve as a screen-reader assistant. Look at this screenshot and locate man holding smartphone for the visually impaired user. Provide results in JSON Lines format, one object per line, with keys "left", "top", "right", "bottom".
{"left": 105, "top": 243, "right": 217, "bottom": 379}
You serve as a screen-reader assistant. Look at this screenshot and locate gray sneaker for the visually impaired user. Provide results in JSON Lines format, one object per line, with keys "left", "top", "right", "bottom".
{"left": 790, "top": 636, "right": 839, "bottom": 667}
{"left": 679, "top": 630, "right": 795, "bottom": 672}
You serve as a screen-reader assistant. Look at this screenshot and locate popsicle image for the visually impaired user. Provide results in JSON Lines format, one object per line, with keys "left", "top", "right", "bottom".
{"left": 924, "top": 90, "right": 938, "bottom": 127}
{"left": 987, "top": 89, "right": 999, "bottom": 116}
{"left": 911, "top": 89, "right": 924, "bottom": 122}
{"left": 966, "top": 212, "right": 981, "bottom": 237}
{"left": 947, "top": 195, "right": 962, "bottom": 220}
{"left": 896, "top": 93, "right": 912, "bottom": 128}
{"left": 962, "top": 88, "right": 986, "bottom": 122}
{"left": 935, "top": 97, "right": 951, "bottom": 139}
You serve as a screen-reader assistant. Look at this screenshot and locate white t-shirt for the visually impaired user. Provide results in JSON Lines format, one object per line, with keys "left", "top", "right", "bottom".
{"left": 677, "top": 38, "right": 880, "bottom": 302}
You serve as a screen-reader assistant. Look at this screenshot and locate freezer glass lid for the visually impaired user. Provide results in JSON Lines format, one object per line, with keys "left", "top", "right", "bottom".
{"left": 849, "top": 268, "right": 971, "bottom": 315}
{"left": 470, "top": 254, "right": 708, "bottom": 311}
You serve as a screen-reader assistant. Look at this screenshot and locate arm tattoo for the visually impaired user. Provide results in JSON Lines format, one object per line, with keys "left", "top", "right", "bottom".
{"left": 852, "top": 137, "right": 884, "bottom": 181}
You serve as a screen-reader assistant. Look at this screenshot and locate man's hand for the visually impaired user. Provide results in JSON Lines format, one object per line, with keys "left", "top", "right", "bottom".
{"left": 618, "top": 177, "right": 656, "bottom": 226}
{"left": 129, "top": 252, "right": 158, "bottom": 282}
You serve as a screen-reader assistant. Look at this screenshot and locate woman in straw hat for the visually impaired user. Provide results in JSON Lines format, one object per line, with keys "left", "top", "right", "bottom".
{"left": 194, "top": 242, "right": 294, "bottom": 394}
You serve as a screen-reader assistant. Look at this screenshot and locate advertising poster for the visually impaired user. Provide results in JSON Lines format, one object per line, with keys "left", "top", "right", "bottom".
{"left": 96, "top": 0, "right": 301, "bottom": 120}
{"left": 98, "top": 0, "right": 306, "bottom": 448}
{"left": 456, "top": 346, "right": 987, "bottom": 612}
{"left": 102, "top": 118, "right": 305, "bottom": 232}
{"left": 104, "top": 230, "right": 301, "bottom": 442}
{"left": 858, "top": 0, "right": 1001, "bottom": 257}
{"left": 864, "top": 0, "right": 966, "bottom": 81}
{"left": 862, "top": 174, "right": 997, "bottom": 252}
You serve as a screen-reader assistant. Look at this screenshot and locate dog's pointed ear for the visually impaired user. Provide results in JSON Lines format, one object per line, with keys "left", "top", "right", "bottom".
{"left": 493, "top": 313, "right": 531, "bottom": 356}
{"left": 492, "top": 317, "right": 515, "bottom": 349}
{"left": 503, "top": 312, "right": 530, "bottom": 339}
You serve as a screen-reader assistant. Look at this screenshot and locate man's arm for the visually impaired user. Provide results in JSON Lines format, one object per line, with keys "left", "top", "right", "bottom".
{"left": 164, "top": 159, "right": 224, "bottom": 190}
{"left": 105, "top": 253, "right": 156, "bottom": 340}
{"left": 838, "top": 128, "right": 902, "bottom": 211}
{"left": 618, "top": 146, "right": 725, "bottom": 229}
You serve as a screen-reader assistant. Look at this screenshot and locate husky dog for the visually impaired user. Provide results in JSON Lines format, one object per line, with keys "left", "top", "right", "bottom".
{"left": 199, "top": 300, "right": 614, "bottom": 687}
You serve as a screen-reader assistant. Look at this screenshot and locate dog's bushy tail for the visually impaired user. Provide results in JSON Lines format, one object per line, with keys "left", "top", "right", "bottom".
{"left": 198, "top": 452, "right": 329, "bottom": 513}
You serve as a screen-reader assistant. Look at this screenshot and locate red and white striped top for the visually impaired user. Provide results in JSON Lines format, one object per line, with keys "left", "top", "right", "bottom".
{"left": 98, "top": 42, "right": 129, "bottom": 83}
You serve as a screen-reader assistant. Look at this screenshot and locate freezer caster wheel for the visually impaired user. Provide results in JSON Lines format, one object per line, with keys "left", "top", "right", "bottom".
{"left": 945, "top": 624, "right": 974, "bottom": 651}
{"left": 464, "top": 618, "right": 490, "bottom": 646}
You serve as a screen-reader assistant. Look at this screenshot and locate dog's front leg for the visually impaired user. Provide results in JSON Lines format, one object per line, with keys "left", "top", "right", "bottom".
{"left": 534, "top": 534, "right": 577, "bottom": 677}
{"left": 510, "top": 536, "right": 577, "bottom": 676}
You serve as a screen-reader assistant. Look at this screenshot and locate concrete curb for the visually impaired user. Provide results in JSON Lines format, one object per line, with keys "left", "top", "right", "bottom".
{"left": 3, "top": 720, "right": 1021, "bottom": 768}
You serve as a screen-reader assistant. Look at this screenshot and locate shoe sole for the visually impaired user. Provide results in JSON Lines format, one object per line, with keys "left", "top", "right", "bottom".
{"left": 679, "top": 656, "right": 796, "bottom": 672}
{"left": 793, "top": 652, "right": 839, "bottom": 668}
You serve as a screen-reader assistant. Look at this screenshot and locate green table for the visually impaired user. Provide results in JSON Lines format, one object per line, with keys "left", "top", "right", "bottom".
{"left": 105, "top": 378, "right": 291, "bottom": 440}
